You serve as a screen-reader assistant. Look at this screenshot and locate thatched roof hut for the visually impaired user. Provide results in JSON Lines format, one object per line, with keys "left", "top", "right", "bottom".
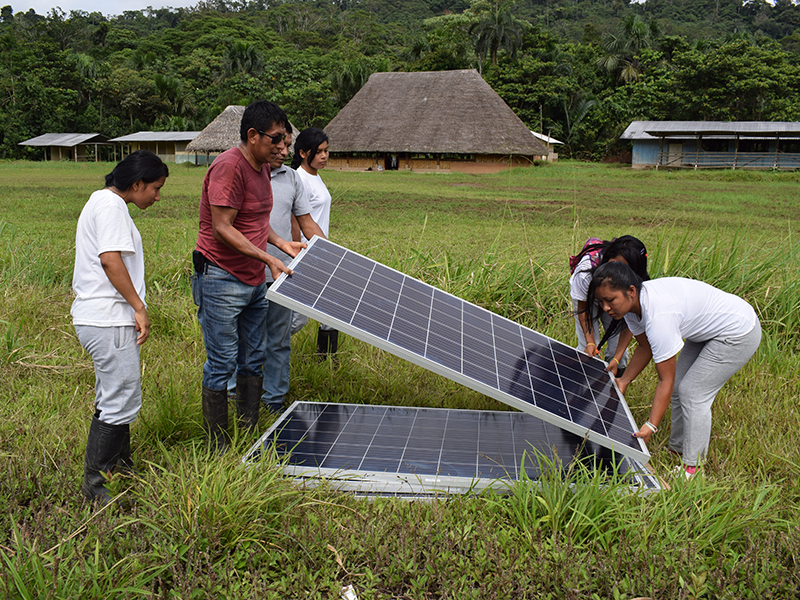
{"left": 187, "top": 105, "right": 297, "bottom": 165}
{"left": 186, "top": 105, "right": 245, "bottom": 153}
{"left": 324, "top": 69, "right": 548, "bottom": 173}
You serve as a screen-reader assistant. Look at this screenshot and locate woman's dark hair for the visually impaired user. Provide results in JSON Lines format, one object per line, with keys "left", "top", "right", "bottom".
{"left": 576, "top": 235, "right": 649, "bottom": 350}
{"left": 290, "top": 128, "right": 329, "bottom": 170}
{"left": 105, "top": 150, "right": 169, "bottom": 191}
{"left": 599, "top": 235, "right": 650, "bottom": 281}
{"left": 586, "top": 261, "right": 644, "bottom": 345}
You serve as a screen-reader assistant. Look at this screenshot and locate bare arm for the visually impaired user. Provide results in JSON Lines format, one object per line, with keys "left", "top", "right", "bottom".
{"left": 100, "top": 251, "right": 149, "bottom": 345}
{"left": 210, "top": 205, "right": 293, "bottom": 280}
{"left": 606, "top": 325, "right": 633, "bottom": 375}
{"left": 615, "top": 332, "right": 653, "bottom": 395}
{"left": 267, "top": 229, "right": 306, "bottom": 277}
{"left": 575, "top": 299, "right": 598, "bottom": 356}
{"left": 633, "top": 355, "right": 677, "bottom": 443}
{"left": 291, "top": 214, "right": 301, "bottom": 242}
{"left": 295, "top": 213, "right": 326, "bottom": 241}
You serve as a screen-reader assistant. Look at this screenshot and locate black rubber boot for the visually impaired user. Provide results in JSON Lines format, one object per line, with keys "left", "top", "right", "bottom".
{"left": 81, "top": 414, "right": 128, "bottom": 505}
{"left": 316, "top": 328, "right": 339, "bottom": 360}
{"left": 202, "top": 386, "right": 229, "bottom": 454}
{"left": 117, "top": 423, "right": 135, "bottom": 475}
{"left": 236, "top": 374, "right": 262, "bottom": 433}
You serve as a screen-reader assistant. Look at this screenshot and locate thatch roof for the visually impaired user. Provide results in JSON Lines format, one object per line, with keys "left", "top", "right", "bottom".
{"left": 186, "top": 106, "right": 245, "bottom": 152}
{"left": 324, "top": 70, "right": 548, "bottom": 156}
{"left": 187, "top": 106, "right": 298, "bottom": 153}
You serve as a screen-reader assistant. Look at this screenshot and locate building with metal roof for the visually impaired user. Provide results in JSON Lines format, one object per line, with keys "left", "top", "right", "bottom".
{"left": 621, "top": 121, "right": 800, "bottom": 169}
{"left": 18, "top": 133, "right": 112, "bottom": 162}
{"left": 531, "top": 131, "right": 563, "bottom": 162}
{"left": 109, "top": 131, "right": 201, "bottom": 164}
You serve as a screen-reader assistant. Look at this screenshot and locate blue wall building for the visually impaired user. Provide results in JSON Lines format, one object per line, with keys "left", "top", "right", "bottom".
{"left": 621, "top": 121, "right": 800, "bottom": 169}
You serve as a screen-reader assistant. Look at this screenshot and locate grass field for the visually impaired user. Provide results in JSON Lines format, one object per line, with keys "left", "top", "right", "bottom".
{"left": 0, "top": 159, "right": 798, "bottom": 598}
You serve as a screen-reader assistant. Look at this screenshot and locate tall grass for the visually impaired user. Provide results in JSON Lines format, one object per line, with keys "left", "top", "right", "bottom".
{"left": 0, "top": 161, "right": 799, "bottom": 597}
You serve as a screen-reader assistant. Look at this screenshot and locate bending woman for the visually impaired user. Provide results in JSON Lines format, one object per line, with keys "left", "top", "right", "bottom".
{"left": 72, "top": 150, "right": 169, "bottom": 503}
{"left": 571, "top": 235, "right": 649, "bottom": 375}
{"left": 588, "top": 261, "right": 761, "bottom": 477}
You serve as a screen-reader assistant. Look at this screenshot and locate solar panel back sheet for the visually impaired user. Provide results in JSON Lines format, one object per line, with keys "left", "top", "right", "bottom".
{"left": 268, "top": 236, "right": 649, "bottom": 464}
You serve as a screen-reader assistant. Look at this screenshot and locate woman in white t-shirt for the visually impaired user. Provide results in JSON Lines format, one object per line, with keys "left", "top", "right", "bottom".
{"left": 289, "top": 128, "right": 338, "bottom": 356}
{"left": 72, "top": 150, "right": 168, "bottom": 504}
{"left": 588, "top": 261, "right": 761, "bottom": 478}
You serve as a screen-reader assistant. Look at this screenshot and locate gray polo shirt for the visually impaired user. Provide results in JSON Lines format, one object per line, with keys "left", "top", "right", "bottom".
{"left": 266, "top": 165, "right": 313, "bottom": 282}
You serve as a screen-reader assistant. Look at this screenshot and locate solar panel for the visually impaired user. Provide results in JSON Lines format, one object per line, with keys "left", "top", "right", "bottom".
{"left": 243, "top": 402, "right": 661, "bottom": 496}
{"left": 268, "top": 236, "right": 649, "bottom": 464}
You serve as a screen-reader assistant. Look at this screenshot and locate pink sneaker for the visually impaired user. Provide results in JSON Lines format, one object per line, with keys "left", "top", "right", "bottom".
{"left": 672, "top": 464, "right": 697, "bottom": 480}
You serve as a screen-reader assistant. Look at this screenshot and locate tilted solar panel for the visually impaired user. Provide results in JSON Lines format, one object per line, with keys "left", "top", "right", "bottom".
{"left": 268, "top": 237, "right": 649, "bottom": 464}
{"left": 243, "top": 402, "right": 661, "bottom": 496}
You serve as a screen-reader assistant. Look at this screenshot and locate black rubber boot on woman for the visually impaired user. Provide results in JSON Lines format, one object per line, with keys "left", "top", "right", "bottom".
{"left": 81, "top": 413, "right": 128, "bottom": 505}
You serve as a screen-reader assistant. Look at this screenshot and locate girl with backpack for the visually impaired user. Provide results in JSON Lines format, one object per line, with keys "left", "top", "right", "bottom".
{"left": 587, "top": 261, "right": 761, "bottom": 478}
{"left": 569, "top": 235, "right": 649, "bottom": 375}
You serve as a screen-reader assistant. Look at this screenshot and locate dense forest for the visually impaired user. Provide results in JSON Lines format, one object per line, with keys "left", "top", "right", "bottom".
{"left": 3, "top": 0, "right": 800, "bottom": 159}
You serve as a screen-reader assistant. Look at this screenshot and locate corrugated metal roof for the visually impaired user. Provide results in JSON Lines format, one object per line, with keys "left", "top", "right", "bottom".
{"left": 531, "top": 131, "right": 563, "bottom": 145}
{"left": 109, "top": 131, "right": 201, "bottom": 142}
{"left": 621, "top": 121, "right": 800, "bottom": 139}
{"left": 19, "top": 133, "right": 109, "bottom": 146}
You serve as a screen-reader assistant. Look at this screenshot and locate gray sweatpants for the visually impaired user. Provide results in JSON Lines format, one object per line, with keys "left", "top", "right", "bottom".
{"left": 75, "top": 325, "right": 142, "bottom": 425}
{"left": 670, "top": 320, "right": 762, "bottom": 466}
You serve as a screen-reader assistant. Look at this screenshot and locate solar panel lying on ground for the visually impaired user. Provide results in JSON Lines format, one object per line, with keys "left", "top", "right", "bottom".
{"left": 243, "top": 402, "right": 661, "bottom": 497}
{"left": 268, "top": 236, "right": 649, "bottom": 464}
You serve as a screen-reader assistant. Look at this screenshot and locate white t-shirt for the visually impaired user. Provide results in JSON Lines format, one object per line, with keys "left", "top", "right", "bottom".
{"left": 624, "top": 277, "right": 757, "bottom": 363}
{"left": 295, "top": 167, "right": 331, "bottom": 239}
{"left": 569, "top": 254, "right": 593, "bottom": 302}
{"left": 71, "top": 189, "right": 145, "bottom": 327}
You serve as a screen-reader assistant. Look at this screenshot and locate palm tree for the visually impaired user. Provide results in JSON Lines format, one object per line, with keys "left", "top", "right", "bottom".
{"left": 470, "top": 0, "right": 523, "bottom": 72}
{"left": 222, "top": 40, "right": 264, "bottom": 78}
{"left": 597, "top": 14, "right": 662, "bottom": 83}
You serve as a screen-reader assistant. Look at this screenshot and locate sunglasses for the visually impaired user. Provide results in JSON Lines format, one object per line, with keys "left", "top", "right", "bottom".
{"left": 256, "top": 130, "right": 287, "bottom": 144}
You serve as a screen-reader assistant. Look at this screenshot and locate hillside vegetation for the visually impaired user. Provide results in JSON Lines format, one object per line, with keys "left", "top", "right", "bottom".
{"left": 4, "top": 0, "right": 800, "bottom": 159}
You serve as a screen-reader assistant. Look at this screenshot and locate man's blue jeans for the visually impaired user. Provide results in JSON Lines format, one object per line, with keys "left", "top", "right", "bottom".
{"left": 261, "top": 285, "right": 293, "bottom": 411}
{"left": 191, "top": 263, "right": 268, "bottom": 392}
{"left": 226, "top": 285, "right": 293, "bottom": 412}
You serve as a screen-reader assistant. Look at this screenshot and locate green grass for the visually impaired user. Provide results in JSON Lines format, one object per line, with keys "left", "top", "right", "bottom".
{"left": 0, "top": 159, "right": 799, "bottom": 598}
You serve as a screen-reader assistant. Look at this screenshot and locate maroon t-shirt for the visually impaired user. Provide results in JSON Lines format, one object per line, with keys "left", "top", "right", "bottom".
{"left": 195, "top": 147, "right": 272, "bottom": 286}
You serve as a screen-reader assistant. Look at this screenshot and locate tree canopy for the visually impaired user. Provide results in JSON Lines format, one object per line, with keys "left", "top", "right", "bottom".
{"left": 3, "top": 0, "right": 800, "bottom": 159}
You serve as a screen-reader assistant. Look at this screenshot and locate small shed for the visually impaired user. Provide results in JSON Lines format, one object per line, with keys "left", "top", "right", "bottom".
{"left": 621, "top": 121, "right": 800, "bottom": 169}
{"left": 109, "top": 131, "right": 200, "bottom": 164}
{"left": 186, "top": 106, "right": 245, "bottom": 166}
{"left": 18, "top": 133, "right": 112, "bottom": 162}
{"left": 531, "top": 131, "right": 563, "bottom": 162}
{"left": 324, "top": 70, "right": 548, "bottom": 173}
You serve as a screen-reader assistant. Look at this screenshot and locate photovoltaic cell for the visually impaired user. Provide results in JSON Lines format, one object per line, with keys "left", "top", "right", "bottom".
{"left": 244, "top": 402, "right": 661, "bottom": 496}
{"left": 268, "top": 237, "right": 649, "bottom": 464}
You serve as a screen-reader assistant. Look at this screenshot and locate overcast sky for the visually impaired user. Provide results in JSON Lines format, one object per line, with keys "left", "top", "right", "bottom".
{"left": 12, "top": 0, "right": 199, "bottom": 17}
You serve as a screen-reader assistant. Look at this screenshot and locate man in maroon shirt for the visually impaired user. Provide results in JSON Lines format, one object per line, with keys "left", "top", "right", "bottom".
{"left": 191, "top": 100, "right": 304, "bottom": 451}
